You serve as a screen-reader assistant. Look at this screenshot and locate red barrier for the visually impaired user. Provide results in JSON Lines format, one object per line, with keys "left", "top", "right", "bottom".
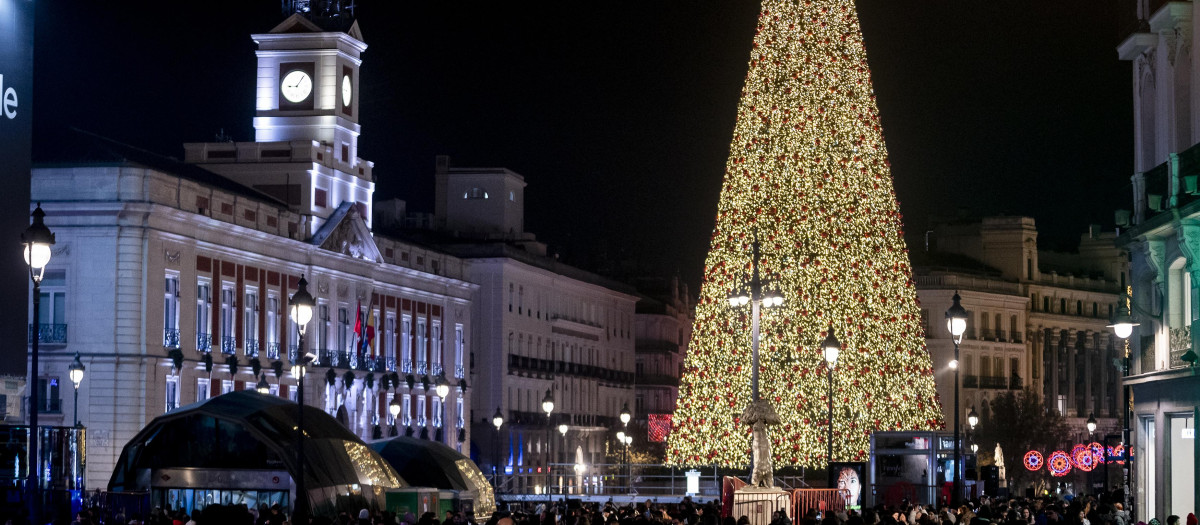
{"left": 790, "top": 489, "right": 846, "bottom": 520}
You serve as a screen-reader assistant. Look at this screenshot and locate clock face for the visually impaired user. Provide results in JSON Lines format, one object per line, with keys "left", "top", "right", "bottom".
{"left": 281, "top": 70, "right": 313, "bottom": 104}
{"left": 341, "top": 74, "right": 353, "bottom": 107}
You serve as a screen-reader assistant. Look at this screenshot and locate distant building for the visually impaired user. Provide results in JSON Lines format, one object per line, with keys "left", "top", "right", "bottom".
{"left": 1116, "top": 1, "right": 1200, "bottom": 518}
{"left": 29, "top": 14, "right": 475, "bottom": 491}
{"left": 379, "top": 156, "right": 638, "bottom": 496}
{"left": 632, "top": 276, "right": 693, "bottom": 447}
{"left": 914, "top": 217, "right": 1126, "bottom": 487}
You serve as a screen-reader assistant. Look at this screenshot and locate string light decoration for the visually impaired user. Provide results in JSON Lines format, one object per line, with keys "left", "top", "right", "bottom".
{"left": 1048, "top": 451, "right": 1072, "bottom": 477}
{"left": 1023, "top": 451, "right": 1043, "bottom": 471}
{"left": 1087, "top": 442, "right": 1105, "bottom": 465}
{"left": 664, "top": 0, "right": 943, "bottom": 468}
{"left": 648, "top": 414, "right": 673, "bottom": 443}
{"left": 1071, "top": 446, "right": 1094, "bottom": 472}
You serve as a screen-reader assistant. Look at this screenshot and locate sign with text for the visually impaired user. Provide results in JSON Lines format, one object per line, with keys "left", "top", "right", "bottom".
{"left": 0, "top": 0, "right": 33, "bottom": 376}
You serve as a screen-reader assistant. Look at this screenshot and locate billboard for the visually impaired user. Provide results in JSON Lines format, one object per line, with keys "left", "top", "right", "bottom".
{"left": 829, "top": 462, "right": 865, "bottom": 511}
{"left": 0, "top": 0, "right": 33, "bottom": 376}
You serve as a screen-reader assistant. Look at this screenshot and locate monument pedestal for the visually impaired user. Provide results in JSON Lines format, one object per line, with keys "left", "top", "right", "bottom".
{"left": 732, "top": 486, "right": 791, "bottom": 525}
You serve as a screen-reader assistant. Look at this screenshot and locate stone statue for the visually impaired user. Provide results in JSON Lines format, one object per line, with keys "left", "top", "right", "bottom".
{"left": 741, "top": 398, "right": 781, "bottom": 487}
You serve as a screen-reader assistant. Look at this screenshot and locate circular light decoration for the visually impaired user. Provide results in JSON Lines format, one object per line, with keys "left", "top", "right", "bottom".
{"left": 1048, "top": 450, "right": 1072, "bottom": 477}
{"left": 1087, "top": 442, "right": 1105, "bottom": 464}
{"left": 1073, "top": 446, "right": 1095, "bottom": 472}
{"left": 1110, "top": 444, "right": 1126, "bottom": 465}
{"left": 1023, "top": 450, "right": 1043, "bottom": 471}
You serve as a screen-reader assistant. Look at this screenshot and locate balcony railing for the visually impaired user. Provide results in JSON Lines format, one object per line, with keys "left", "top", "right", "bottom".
{"left": 1010, "top": 376, "right": 1023, "bottom": 390}
{"left": 266, "top": 342, "right": 281, "bottom": 360}
{"left": 979, "top": 376, "right": 1008, "bottom": 389}
{"left": 963, "top": 375, "right": 978, "bottom": 388}
{"left": 288, "top": 344, "right": 299, "bottom": 362}
{"left": 455, "top": 364, "right": 465, "bottom": 379}
{"left": 636, "top": 373, "right": 680, "bottom": 388}
{"left": 27, "top": 324, "right": 67, "bottom": 345}
{"left": 401, "top": 359, "right": 413, "bottom": 373}
{"left": 245, "top": 340, "right": 260, "bottom": 357}
{"left": 163, "top": 328, "right": 181, "bottom": 349}
{"left": 23, "top": 396, "right": 61, "bottom": 414}
{"left": 220, "top": 336, "right": 236, "bottom": 355}
{"left": 416, "top": 361, "right": 428, "bottom": 375}
{"left": 431, "top": 363, "right": 444, "bottom": 376}
{"left": 197, "top": 333, "right": 213, "bottom": 352}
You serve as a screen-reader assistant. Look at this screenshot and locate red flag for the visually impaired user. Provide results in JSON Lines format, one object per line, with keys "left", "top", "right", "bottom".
{"left": 353, "top": 300, "right": 363, "bottom": 337}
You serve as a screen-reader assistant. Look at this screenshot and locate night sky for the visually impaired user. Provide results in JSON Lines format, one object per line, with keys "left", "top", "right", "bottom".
{"left": 31, "top": 2, "right": 1134, "bottom": 291}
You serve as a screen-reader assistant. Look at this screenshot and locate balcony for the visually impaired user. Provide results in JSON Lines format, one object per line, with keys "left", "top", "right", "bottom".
{"left": 401, "top": 359, "right": 413, "bottom": 373}
{"left": 245, "top": 339, "right": 260, "bottom": 358}
{"left": 963, "top": 375, "right": 978, "bottom": 388}
{"left": 431, "top": 363, "right": 444, "bottom": 376}
{"left": 265, "top": 342, "right": 281, "bottom": 360}
{"left": 454, "top": 364, "right": 465, "bottom": 379}
{"left": 416, "top": 361, "right": 428, "bottom": 375}
{"left": 23, "top": 396, "right": 61, "bottom": 414}
{"left": 27, "top": 324, "right": 67, "bottom": 345}
{"left": 197, "top": 333, "right": 213, "bottom": 352}
{"left": 163, "top": 328, "right": 181, "bottom": 349}
{"left": 288, "top": 344, "right": 299, "bottom": 362}
{"left": 978, "top": 376, "right": 1008, "bottom": 389}
{"left": 1010, "top": 376, "right": 1023, "bottom": 390}
{"left": 220, "top": 336, "right": 236, "bottom": 355}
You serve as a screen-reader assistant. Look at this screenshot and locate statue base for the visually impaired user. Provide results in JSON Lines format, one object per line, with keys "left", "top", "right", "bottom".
{"left": 732, "top": 486, "right": 790, "bottom": 525}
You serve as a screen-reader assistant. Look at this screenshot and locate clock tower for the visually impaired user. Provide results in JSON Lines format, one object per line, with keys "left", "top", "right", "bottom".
{"left": 183, "top": 13, "right": 375, "bottom": 234}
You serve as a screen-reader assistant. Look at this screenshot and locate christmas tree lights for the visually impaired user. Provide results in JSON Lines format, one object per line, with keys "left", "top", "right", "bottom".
{"left": 666, "top": 0, "right": 943, "bottom": 468}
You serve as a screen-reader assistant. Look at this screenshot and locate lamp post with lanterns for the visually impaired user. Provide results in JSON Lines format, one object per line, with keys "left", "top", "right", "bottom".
{"left": 726, "top": 239, "right": 784, "bottom": 486}
{"left": 68, "top": 353, "right": 85, "bottom": 427}
{"left": 541, "top": 389, "right": 554, "bottom": 506}
{"left": 967, "top": 407, "right": 978, "bottom": 483}
{"left": 557, "top": 423, "right": 568, "bottom": 493}
{"left": 822, "top": 327, "right": 841, "bottom": 465}
{"left": 492, "top": 407, "right": 504, "bottom": 491}
{"left": 945, "top": 292, "right": 968, "bottom": 506}
{"left": 23, "top": 203, "right": 55, "bottom": 520}
{"left": 288, "top": 275, "right": 315, "bottom": 522}
{"left": 435, "top": 374, "right": 450, "bottom": 442}
{"left": 619, "top": 403, "right": 631, "bottom": 491}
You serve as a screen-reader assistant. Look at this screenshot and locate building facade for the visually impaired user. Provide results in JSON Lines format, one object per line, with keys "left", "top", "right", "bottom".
{"left": 632, "top": 277, "right": 693, "bottom": 447}
{"left": 28, "top": 14, "right": 476, "bottom": 490}
{"left": 1116, "top": 0, "right": 1200, "bottom": 518}
{"left": 914, "top": 217, "right": 1126, "bottom": 489}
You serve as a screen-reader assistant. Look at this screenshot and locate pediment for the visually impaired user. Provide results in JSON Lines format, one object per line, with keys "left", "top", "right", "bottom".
{"left": 312, "top": 202, "right": 382, "bottom": 263}
{"left": 270, "top": 13, "right": 324, "bottom": 34}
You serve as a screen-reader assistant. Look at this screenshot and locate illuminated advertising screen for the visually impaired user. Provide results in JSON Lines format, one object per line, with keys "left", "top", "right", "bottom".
{"left": 0, "top": 0, "right": 33, "bottom": 376}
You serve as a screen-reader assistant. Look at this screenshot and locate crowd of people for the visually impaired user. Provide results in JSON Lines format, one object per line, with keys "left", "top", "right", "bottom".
{"left": 33, "top": 490, "right": 1197, "bottom": 525}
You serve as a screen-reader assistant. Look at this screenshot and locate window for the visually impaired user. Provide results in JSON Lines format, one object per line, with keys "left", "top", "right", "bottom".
{"left": 1059, "top": 298, "right": 1066, "bottom": 315}
{"left": 1043, "top": 297, "right": 1050, "bottom": 312}
{"left": 221, "top": 380, "right": 234, "bottom": 395}
{"left": 385, "top": 316, "right": 397, "bottom": 371}
{"left": 402, "top": 394, "right": 412, "bottom": 426}
{"left": 1139, "top": 416, "right": 1156, "bottom": 519}
{"left": 1169, "top": 257, "right": 1192, "bottom": 328}
{"left": 401, "top": 315, "right": 412, "bottom": 372}
{"left": 166, "top": 375, "right": 180, "bottom": 412}
{"left": 464, "top": 187, "right": 488, "bottom": 199}
{"left": 1168, "top": 413, "right": 1195, "bottom": 516}
{"left": 980, "top": 356, "right": 991, "bottom": 378}
{"left": 456, "top": 396, "right": 465, "bottom": 428}
{"left": 417, "top": 395, "right": 427, "bottom": 426}
{"left": 35, "top": 377, "right": 61, "bottom": 413}
{"left": 266, "top": 294, "right": 279, "bottom": 359}
{"left": 318, "top": 303, "right": 330, "bottom": 359}
{"left": 269, "top": 384, "right": 279, "bottom": 397}
{"left": 244, "top": 289, "right": 259, "bottom": 357}
{"left": 509, "top": 190, "right": 515, "bottom": 201}
{"left": 164, "top": 274, "right": 181, "bottom": 348}
{"left": 431, "top": 320, "right": 442, "bottom": 374}
{"left": 197, "top": 282, "right": 212, "bottom": 351}
{"left": 35, "top": 270, "right": 66, "bottom": 340}
{"left": 1076, "top": 300, "right": 1083, "bottom": 317}
{"left": 416, "top": 318, "right": 427, "bottom": 374}
{"left": 197, "top": 378, "right": 210, "bottom": 403}
{"left": 385, "top": 392, "right": 396, "bottom": 425}
{"left": 454, "top": 324, "right": 465, "bottom": 378}
{"left": 338, "top": 306, "right": 351, "bottom": 356}
{"left": 220, "top": 286, "right": 235, "bottom": 354}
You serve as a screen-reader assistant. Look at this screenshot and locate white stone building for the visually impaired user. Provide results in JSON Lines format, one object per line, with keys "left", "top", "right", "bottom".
{"left": 28, "top": 14, "right": 476, "bottom": 491}
{"left": 914, "top": 217, "right": 1126, "bottom": 488}
{"left": 632, "top": 277, "right": 693, "bottom": 444}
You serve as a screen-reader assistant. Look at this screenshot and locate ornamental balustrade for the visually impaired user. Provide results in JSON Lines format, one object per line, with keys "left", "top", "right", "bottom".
{"left": 163, "top": 329, "right": 180, "bottom": 349}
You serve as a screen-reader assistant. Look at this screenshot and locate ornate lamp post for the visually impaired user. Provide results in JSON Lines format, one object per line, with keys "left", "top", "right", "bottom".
{"left": 727, "top": 239, "right": 783, "bottom": 487}
{"left": 23, "top": 203, "right": 54, "bottom": 520}
{"left": 541, "top": 389, "right": 554, "bottom": 507}
{"left": 945, "top": 292, "right": 968, "bottom": 507}
{"left": 256, "top": 374, "right": 271, "bottom": 394}
{"left": 289, "top": 275, "right": 315, "bottom": 522}
{"left": 967, "top": 407, "right": 978, "bottom": 483}
{"left": 1086, "top": 413, "right": 1097, "bottom": 436}
{"left": 821, "top": 327, "right": 841, "bottom": 465}
{"left": 68, "top": 353, "right": 85, "bottom": 427}
{"left": 1108, "top": 297, "right": 1137, "bottom": 511}
{"left": 557, "top": 423, "right": 568, "bottom": 494}
{"left": 389, "top": 397, "right": 402, "bottom": 436}
{"left": 492, "top": 407, "right": 504, "bottom": 490}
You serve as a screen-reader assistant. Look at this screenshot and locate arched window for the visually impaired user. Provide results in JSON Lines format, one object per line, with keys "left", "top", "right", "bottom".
{"left": 464, "top": 187, "right": 489, "bottom": 199}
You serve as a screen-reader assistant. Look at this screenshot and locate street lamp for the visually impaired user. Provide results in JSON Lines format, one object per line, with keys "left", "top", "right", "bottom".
{"left": 492, "top": 407, "right": 504, "bottom": 491}
{"left": 1107, "top": 302, "right": 1138, "bottom": 340}
{"left": 435, "top": 374, "right": 450, "bottom": 442}
{"left": 726, "top": 238, "right": 784, "bottom": 486}
{"left": 822, "top": 327, "right": 841, "bottom": 465}
{"left": 68, "top": 353, "right": 85, "bottom": 427}
{"left": 289, "top": 274, "right": 315, "bottom": 522}
{"left": 967, "top": 407, "right": 979, "bottom": 430}
{"left": 23, "top": 203, "right": 54, "bottom": 520}
{"left": 945, "top": 291, "right": 968, "bottom": 507}
{"left": 1109, "top": 295, "right": 1135, "bottom": 513}
{"left": 541, "top": 389, "right": 554, "bottom": 505}
{"left": 557, "top": 424, "right": 568, "bottom": 493}
{"left": 389, "top": 397, "right": 402, "bottom": 435}
{"left": 256, "top": 374, "right": 270, "bottom": 394}
{"left": 620, "top": 403, "right": 631, "bottom": 427}
{"left": 1086, "top": 413, "right": 1097, "bottom": 435}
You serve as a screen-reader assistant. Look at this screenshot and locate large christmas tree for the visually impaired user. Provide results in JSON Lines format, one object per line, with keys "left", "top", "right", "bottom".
{"left": 666, "top": 0, "right": 944, "bottom": 468}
